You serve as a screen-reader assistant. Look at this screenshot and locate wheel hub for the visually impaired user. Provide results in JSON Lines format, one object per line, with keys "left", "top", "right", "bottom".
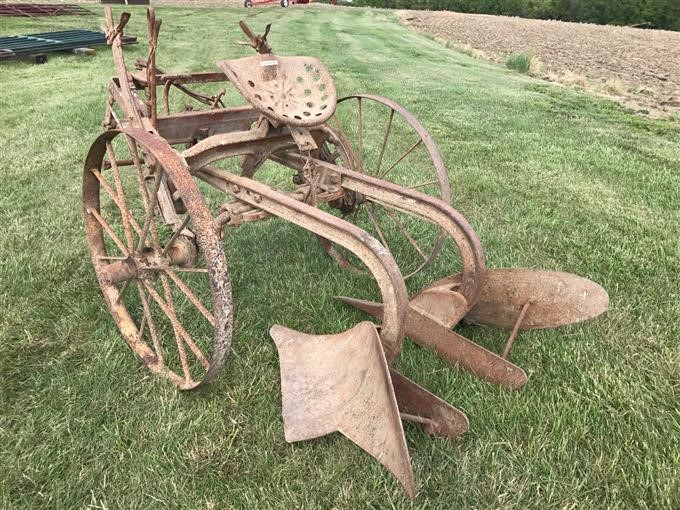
{"left": 99, "top": 236, "right": 198, "bottom": 285}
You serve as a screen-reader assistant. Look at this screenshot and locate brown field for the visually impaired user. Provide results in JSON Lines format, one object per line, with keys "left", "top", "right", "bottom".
{"left": 399, "top": 10, "right": 680, "bottom": 118}
{"left": 4, "top": 1, "right": 678, "bottom": 117}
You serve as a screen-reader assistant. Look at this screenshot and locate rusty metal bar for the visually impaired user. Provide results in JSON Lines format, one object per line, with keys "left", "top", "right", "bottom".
{"left": 155, "top": 107, "right": 260, "bottom": 145}
{"left": 0, "top": 4, "right": 95, "bottom": 17}
{"left": 133, "top": 71, "right": 227, "bottom": 86}
{"left": 146, "top": 8, "right": 161, "bottom": 128}
{"left": 274, "top": 152, "right": 486, "bottom": 306}
{"left": 194, "top": 165, "right": 409, "bottom": 363}
{"left": 337, "top": 296, "right": 528, "bottom": 390}
{"left": 501, "top": 301, "right": 531, "bottom": 359}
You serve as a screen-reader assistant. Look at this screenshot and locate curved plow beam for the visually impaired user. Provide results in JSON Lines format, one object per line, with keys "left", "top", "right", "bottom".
{"left": 194, "top": 166, "right": 409, "bottom": 363}
{"left": 275, "top": 152, "right": 487, "bottom": 308}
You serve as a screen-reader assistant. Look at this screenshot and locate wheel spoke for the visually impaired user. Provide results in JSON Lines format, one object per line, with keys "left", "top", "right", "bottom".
{"left": 106, "top": 141, "right": 135, "bottom": 249}
{"left": 160, "top": 274, "right": 192, "bottom": 381}
{"left": 357, "top": 97, "right": 364, "bottom": 172}
{"left": 125, "top": 134, "right": 161, "bottom": 248}
{"left": 164, "top": 269, "right": 215, "bottom": 326}
{"left": 137, "top": 310, "right": 146, "bottom": 341}
{"left": 379, "top": 139, "right": 422, "bottom": 180}
{"left": 141, "top": 265, "right": 208, "bottom": 274}
{"left": 115, "top": 279, "right": 131, "bottom": 306}
{"left": 137, "top": 283, "right": 164, "bottom": 365}
{"left": 374, "top": 108, "right": 394, "bottom": 177}
{"left": 160, "top": 215, "right": 191, "bottom": 258}
{"left": 126, "top": 135, "right": 151, "bottom": 210}
{"left": 328, "top": 113, "right": 357, "bottom": 171}
{"left": 142, "top": 278, "right": 210, "bottom": 371}
{"left": 366, "top": 203, "right": 389, "bottom": 249}
{"left": 86, "top": 207, "right": 130, "bottom": 257}
{"left": 145, "top": 278, "right": 191, "bottom": 381}
{"left": 383, "top": 207, "right": 428, "bottom": 261}
{"left": 136, "top": 167, "right": 164, "bottom": 253}
{"left": 408, "top": 178, "right": 440, "bottom": 190}
{"left": 91, "top": 169, "right": 143, "bottom": 236}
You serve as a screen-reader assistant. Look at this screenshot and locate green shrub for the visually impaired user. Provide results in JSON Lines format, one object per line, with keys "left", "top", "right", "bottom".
{"left": 506, "top": 52, "right": 533, "bottom": 73}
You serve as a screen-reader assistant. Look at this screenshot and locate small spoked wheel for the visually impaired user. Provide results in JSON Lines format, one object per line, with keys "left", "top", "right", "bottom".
{"left": 83, "top": 129, "right": 233, "bottom": 390}
{"left": 244, "top": 0, "right": 253, "bottom": 7}
{"left": 280, "top": 0, "right": 289, "bottom": 6}
{"left": 319, "top": 94, "right": 451, "bottom": 279}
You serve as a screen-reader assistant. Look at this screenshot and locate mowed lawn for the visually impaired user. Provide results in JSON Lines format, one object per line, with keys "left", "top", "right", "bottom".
{"left": 1, "top": 5, "right": 679, "bottom": 509}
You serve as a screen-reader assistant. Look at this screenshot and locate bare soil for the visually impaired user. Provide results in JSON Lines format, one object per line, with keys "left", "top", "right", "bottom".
{"left": 12, "top": 1, "right": 678, "bottom": 117}
{"left": 398, "top": 10, "right": 680, "bottom": 119}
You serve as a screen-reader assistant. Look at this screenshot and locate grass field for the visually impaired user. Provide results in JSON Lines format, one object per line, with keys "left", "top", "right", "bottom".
{"left": 1, "top": 6, "right": 679, "bottom": 509}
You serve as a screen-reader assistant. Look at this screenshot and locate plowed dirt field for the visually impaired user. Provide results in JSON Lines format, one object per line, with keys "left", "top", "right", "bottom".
{"left": 399, "top": 10, "right": 680, "bottom": 118}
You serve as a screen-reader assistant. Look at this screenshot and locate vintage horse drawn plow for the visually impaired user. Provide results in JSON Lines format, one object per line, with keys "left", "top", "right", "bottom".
{"left": 84, "top": 8, "right": 608, "bottom": 498}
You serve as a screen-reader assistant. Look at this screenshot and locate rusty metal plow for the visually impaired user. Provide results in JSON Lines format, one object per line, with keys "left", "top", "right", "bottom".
{"left": 84, "top": 7, "right": 608, "bottom": 499}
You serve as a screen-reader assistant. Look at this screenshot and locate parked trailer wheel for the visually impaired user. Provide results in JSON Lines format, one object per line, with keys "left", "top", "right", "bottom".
{"left": 83, "top": 129, "right": 233, "bottom": 390}
{"left": 319, "top": 94, "right": 451, "bottom": 279}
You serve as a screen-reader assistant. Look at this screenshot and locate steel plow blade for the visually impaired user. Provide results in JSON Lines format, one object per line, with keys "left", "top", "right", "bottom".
{"left": 409, "top": 284, "right": 469, "bottom": 329}
{"left": 270, "top": 321, "right": 416, "bottom": 499}
{"left": 458, "top": 268, "right": 609, "bottom": 330}
{"left": 337, "top": 296, "right": 528, "bottom": 390}
{"left": 390, "top": 369, "right": 469, "bottom": 438}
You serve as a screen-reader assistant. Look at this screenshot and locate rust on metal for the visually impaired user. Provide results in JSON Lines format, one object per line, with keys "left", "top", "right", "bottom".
{"left": 83, "top": 8, "right": 609, "bottom": 500}
{"left": 217, "top": 56, "right": 337, "bottom": 128}
{"left": 0, "top": 3, "right": 94, "bottom": 17}
{"left": 336, "top": 296, "right": 529, "bottom": 390}
{"left": 390, "top": 370, "right": 469, "bottom": 438}
{"left": 271, "top": 322, "right": 415, "bottom": 499}
{"left": 501, "top": 301, "right": 531, "bottom": 359}
{"left": 316, "top": 94, "right": 452, "bottom": 278}
{"left": 462, "top": 268, "right": 610, "bottom": 330}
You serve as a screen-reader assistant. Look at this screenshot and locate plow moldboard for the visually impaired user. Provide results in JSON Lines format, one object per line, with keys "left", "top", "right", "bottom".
{"left": 463, "top": 268, "right": 609, "bottom": 330}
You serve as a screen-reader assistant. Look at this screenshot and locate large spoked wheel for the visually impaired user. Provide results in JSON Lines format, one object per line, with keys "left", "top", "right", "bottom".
{"left": 83, "top": 129, "right": 233, "bottom": 390}
{"left": 319, "top": 94, "right": 451, "bottom": 279}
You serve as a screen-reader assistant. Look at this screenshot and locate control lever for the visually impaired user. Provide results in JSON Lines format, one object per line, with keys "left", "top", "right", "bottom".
{"left": 237, "top": 20, "right": 272, "bottom": 54}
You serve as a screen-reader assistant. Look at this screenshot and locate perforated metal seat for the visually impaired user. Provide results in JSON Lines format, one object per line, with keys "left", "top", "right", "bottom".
{"left": 217, "top": 54, "right": 337, "bottom": 127}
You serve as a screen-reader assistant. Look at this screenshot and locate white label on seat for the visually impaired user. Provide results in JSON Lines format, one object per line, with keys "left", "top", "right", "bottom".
{"left": 261, "top": 60, "right": 278, "bottom": 67}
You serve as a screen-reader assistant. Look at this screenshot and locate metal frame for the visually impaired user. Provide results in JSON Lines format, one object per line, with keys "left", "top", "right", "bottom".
{"left": 83, "top": 7, "right": 609, "bottom": 500}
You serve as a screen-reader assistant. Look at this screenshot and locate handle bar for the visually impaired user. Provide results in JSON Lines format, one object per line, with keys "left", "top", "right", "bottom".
{"left": 237, "top": 20, "right": 272, "bottom": 54}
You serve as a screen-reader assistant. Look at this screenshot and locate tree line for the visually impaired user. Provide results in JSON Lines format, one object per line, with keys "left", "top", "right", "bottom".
{"left": 351, "top": 0, "right": 680, "bottom": 31}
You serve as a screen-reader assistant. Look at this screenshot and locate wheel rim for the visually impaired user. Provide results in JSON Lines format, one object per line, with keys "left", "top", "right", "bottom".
{"left": 320, "top": 94, "right": 451, "bottom": 279}
{"left": 83, "top": 129, "right": 233, "bottom": 390}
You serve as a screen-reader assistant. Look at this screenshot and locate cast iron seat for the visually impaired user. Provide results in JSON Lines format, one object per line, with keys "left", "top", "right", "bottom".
{"left": 218, "top": 54, "right": 337, "bottom": 128}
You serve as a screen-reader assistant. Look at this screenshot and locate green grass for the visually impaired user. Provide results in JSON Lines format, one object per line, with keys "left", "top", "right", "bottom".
{"left": 506, "top": 52, "right": 533, "bottom": 73}
{"left": 1, "top": 6, "right": 679, "bottom": 509}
